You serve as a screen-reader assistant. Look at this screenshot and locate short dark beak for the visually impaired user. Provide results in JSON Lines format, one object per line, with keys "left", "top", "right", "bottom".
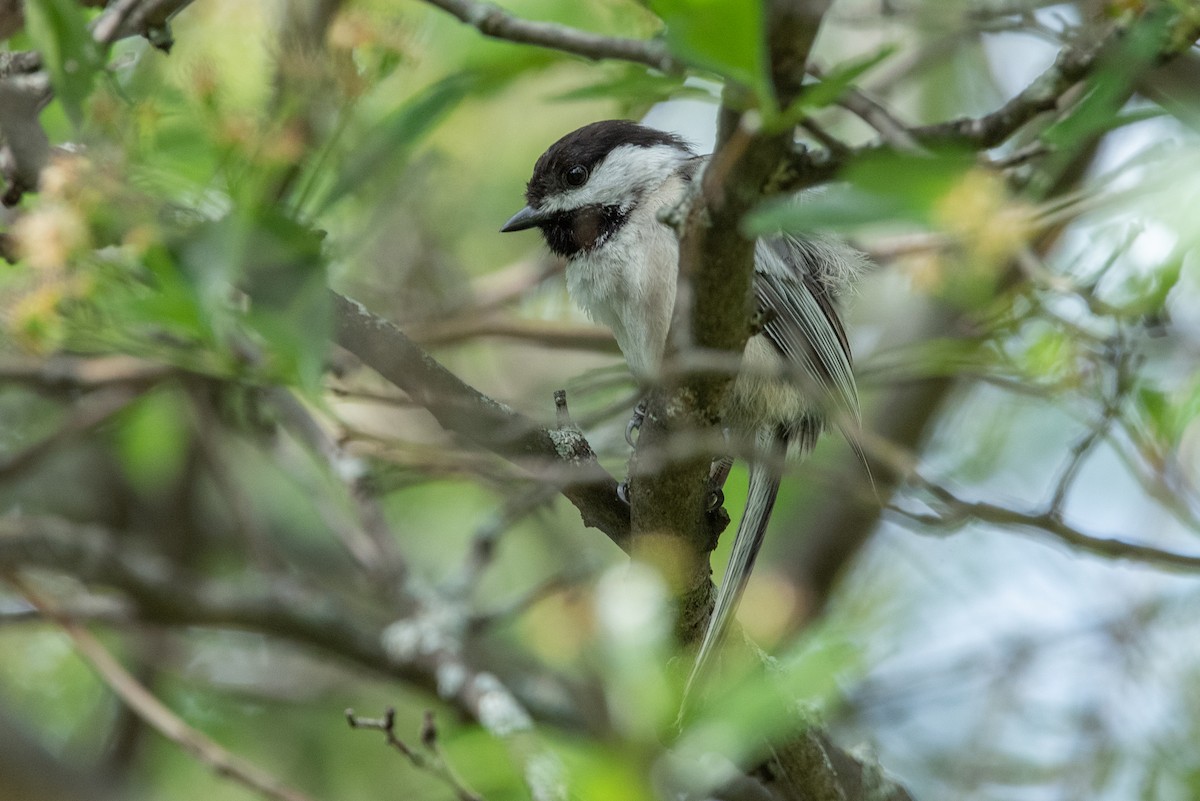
{"left": 500, "top": 205, "right": 551, "bottom": 233}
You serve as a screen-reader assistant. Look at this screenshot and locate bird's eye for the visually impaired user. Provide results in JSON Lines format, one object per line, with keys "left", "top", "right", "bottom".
{"left": 564, "top": 165, "right": 588, "bottom": 187}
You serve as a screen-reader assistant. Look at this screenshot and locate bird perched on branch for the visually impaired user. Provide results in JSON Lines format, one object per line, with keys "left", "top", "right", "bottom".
{"left": 501, "top": 119, "right": 864, "bottom": 704}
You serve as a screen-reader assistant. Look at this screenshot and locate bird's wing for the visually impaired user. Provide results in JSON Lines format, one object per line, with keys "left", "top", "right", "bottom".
{"left": 753, "top": 237, "right": 859, "bottom": 425}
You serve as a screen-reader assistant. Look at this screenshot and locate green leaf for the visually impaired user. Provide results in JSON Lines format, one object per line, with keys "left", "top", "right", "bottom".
{"left": 317, "top": 72, "right": 478, "bottom": 213}
{"left": 24, "top": 0, "right": 103, "bottom": 127}
{"left": 115, "top": 386, "right": 191, "bottom": 493}
{"left": 647, "top": 0, "right": 765, "bottom": 93}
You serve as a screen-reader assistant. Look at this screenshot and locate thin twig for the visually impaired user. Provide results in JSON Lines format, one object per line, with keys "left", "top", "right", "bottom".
{"left": 411, "top": 316, "right": 619, "bottom": 353}
{"left": 894, "top": 476, "right": 1200, "bottom": 571}
{"left": 781, "top": 15, "right": 1200, "bottom": 192}
{"left": 346, "top": 707, "right": 485, "bottom": 801}
{"left": 907, "top": 24, "right": 1118, "bottom": 149}
{"left": 467, "top": 571, "right": 584, "bottom": 632}
{"left": 0, "top": 387, "right": 140, "bottom": 480}
{"left": 0, "top": 355, "right": 172, "bottom": 391}
{"left": 1047, "top": 401, "right": 1120, "bottom": 517}
{"left": 808, "top": 63, "right": 919, "bottom": 151}
{"left": 267, "top": 386, "right": 409, "bottom": 588}
{"left": 448, "top": 483, "right": 560, "bottom": 597}
{"left": 0, "top": 594, "right": 131, "bottom": 625}
{"left": 13, "top": 579, "right": 320, "bottom": 801}
{"left": 0, "top": 515, "right": 592, "bottom": 732}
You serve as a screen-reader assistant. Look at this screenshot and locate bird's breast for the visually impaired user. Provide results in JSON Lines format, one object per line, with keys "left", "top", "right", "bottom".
{"left": 565, "top": 219, "right": 679, "bottom": 380}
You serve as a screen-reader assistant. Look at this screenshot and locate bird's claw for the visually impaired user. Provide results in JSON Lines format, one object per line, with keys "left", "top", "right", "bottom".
{"left": 625, "top": 399, "right": 647, "bottom": 448}
{"left": 616, "top": 480, "right": 631, "bottom": 506}
{"left": 706, "top": 487, "right": 724, "bottom": 512}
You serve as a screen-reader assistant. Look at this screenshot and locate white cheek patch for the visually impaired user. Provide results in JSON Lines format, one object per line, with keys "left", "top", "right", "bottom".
{"left": 536, "top": 143, "right": 691, "bottom": 214}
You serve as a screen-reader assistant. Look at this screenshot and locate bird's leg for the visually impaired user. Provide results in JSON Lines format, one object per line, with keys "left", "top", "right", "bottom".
{"left": 625, "top": 398, "right": 647, "bottom": 448}
{"left": 749, "top": 305, "right": 777, "bottom": 336}
{"left": 616, "top": 399, "right": 650, "bottom": 505}
{"left": 707, "top": 456, "right": 732, "bottom": 511}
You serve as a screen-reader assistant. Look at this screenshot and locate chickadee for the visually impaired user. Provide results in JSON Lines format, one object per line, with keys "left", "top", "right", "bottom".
{"left": 501, "top": 120, "right": 864, "bottom": 700}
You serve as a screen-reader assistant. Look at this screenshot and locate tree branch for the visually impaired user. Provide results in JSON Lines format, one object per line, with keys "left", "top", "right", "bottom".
{"left": 0, "top": 71, "right": 51, "bottom": 205}
{"left": 0, "top": 514, "right": 593, "bottom": 733}
{"left": 906, "top": 22, "right": 1117, "bottom": 148}
{"left": 635, "top": 0, "right": 835, "bottom": 644}
{"left": 330, "top": 291, "right": 631, "bottom": 553}
{"left": 91, "top": 0, "right": 196, "bottom": 47}
{"left": 418, "top": 0, "right": 680, "bottom": 72}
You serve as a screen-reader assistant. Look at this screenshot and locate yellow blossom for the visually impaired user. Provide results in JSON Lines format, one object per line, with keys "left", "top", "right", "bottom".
{"left": 12, "top": 205, "right": 90, "bottom": 272}
{"left": 6, "top": 283, "right": 66, "bottom": 351}
{"left": 932, "top": 168, "right": 1034, "bottom": 270}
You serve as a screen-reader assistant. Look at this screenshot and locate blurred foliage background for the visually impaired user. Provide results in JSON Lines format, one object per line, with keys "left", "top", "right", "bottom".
{"left": 2, "top": 1, "right": 1200, "bottom": 800}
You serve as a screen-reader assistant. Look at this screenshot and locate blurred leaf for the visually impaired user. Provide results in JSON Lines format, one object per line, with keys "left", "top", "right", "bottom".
{"left": 1021, "top": 325, "right": 1078, "bottom": 384}
{"left": 678, "top": 632, "right": 859, "bottom": 770}
{"left": 800, "top": 46, "right": 894, "bottom": 107}
{"left": 913, "top": 30, "right": 1001, "bottom": 124}
{"left": 647, "top": 0, "right": 765, "bottom": 93}
{"left": 862, "top": 337, "right": 987, "bottom": 383}
{"left": 551, "top": 737, "right": 656, "bottom": 801}
{"left": 1042, "top": 10, "right": 1172, "bottom": 166}
{"left": 244, "top": 277, "right": 332, "bottom": 395}
{"left": 317, "top": 72, "right": 479, "bottom": 213}
{"left": 554, "top": 65, "right": 716, "bottom": 113}
{"left": 1111, "top": 254, "right": 1183, "bottom": 315}
{"left": 746, "top": 185, "right": 910, "bottom": 235}
{"left": 113, "top": 243, "right": 214, "bottom": 347}
{"left": 115, "top": 385, "right": 191, "bottom": 493}
{"left": 1176, "top": 380, "right": 1200, "bottom": 441}
{"left": 771, "top": 45, "right": 896, "bottom": 130}
{"left": 0, "top": 630, "right": 106, "bottom": 743}
{"left": 177, "top": 210, "right": 331, "bottom": 392}
{"left": 746, "top": 149, "right": 975, "bottom": 235}
{"left": 1136, "top": 384, "right": 1171, "bottom": 444}
{"left": 846, "top": 148, "right": 977, "bottom": 210}
{"left": 1135, "top": 375, "right": 1200, "bottom": 446}
{"left": 592, "top": 563, "right": 674, "bottom": 740}
{"left": 24, "top": 0, "right": 103, "bottom": 127}
{"left": 444, "top": 726, "right": 527, "bottom": 799}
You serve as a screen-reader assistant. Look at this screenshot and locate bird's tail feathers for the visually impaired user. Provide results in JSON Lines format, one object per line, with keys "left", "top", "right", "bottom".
{"left": 838, "top": 421, "right": 877, "bottom": 498}
{"left": 680, "top": 428, "right": 788, "bottom": 715}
